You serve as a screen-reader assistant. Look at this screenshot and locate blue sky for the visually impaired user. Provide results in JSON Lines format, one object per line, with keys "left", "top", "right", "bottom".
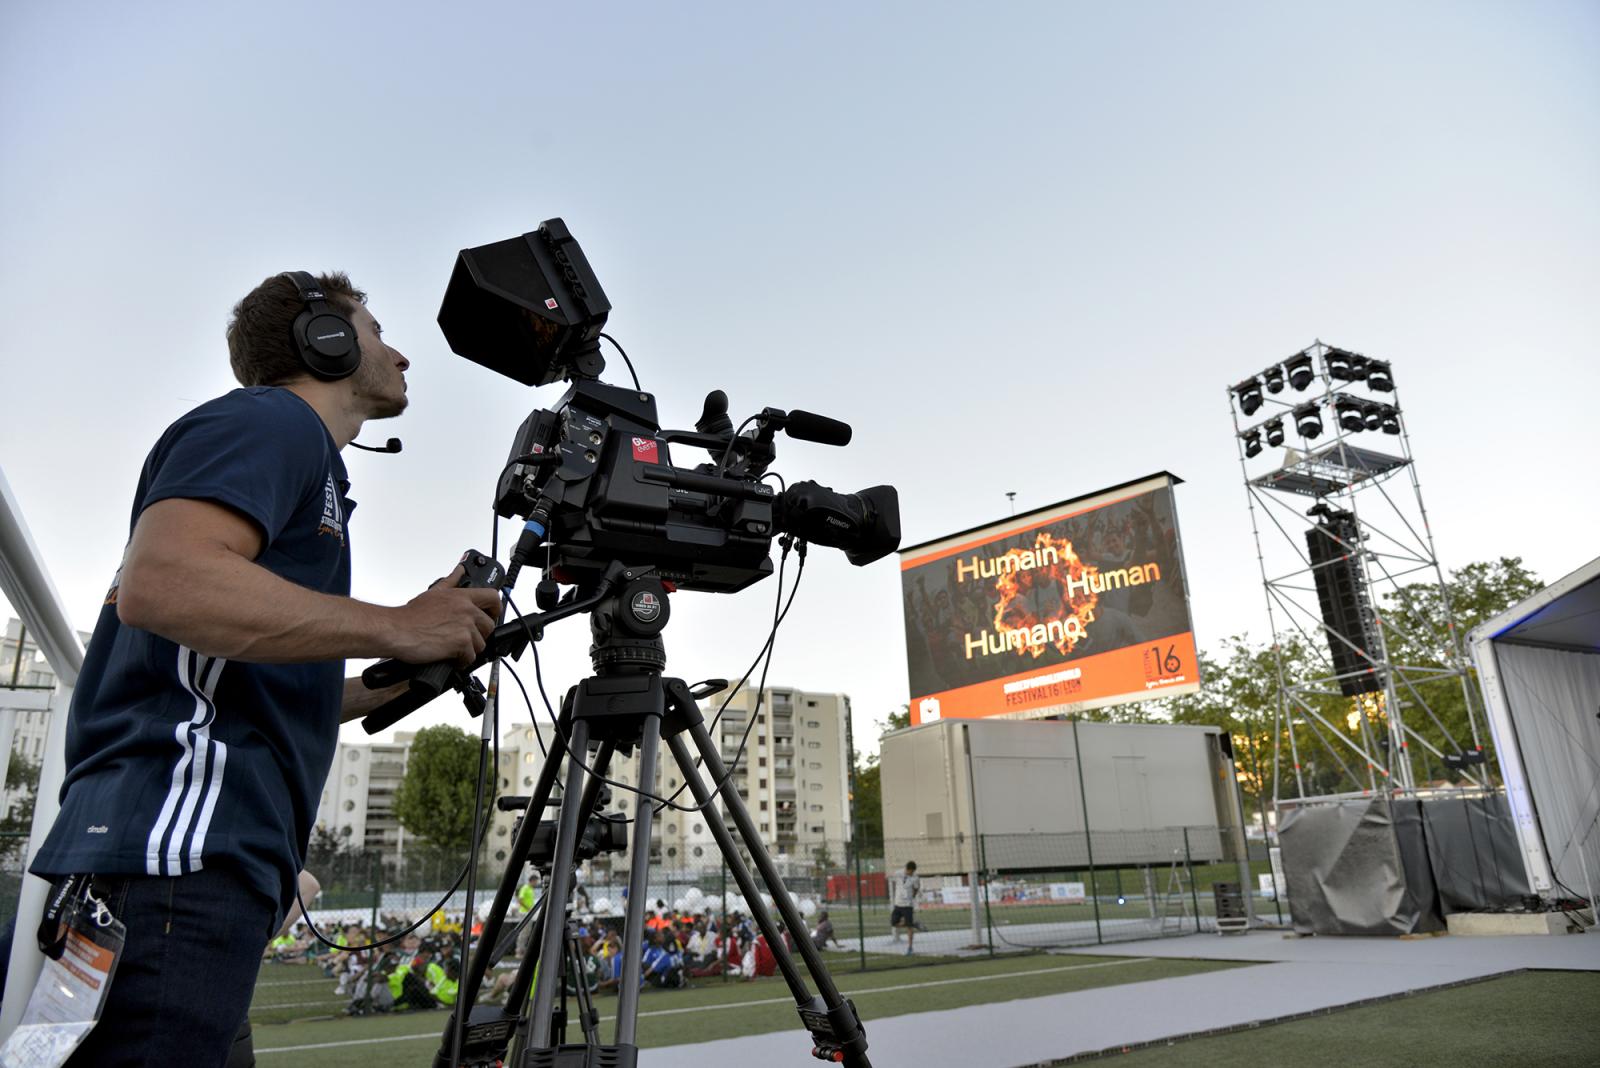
{"left": 2, "top": 1, "right": 1596, "bottom": 747}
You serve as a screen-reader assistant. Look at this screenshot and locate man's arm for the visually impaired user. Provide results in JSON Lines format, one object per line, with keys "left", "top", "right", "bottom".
{"left": 116, "top": 497, "right": 498, "bottom": 664}
{"left": 342, "top": 678, "right": 409, "bottom": 723}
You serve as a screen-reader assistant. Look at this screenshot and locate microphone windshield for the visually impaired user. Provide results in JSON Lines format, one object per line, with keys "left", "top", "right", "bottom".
{"left": 783, "top": 410, "right": 852, "bottom": 447}
{"left": 349, "top": 437, "right": 404, "bottom": 454}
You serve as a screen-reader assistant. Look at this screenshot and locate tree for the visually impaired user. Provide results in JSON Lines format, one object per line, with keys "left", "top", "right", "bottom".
{"left": 850, "top": 757, "right": 884, "bottom": 860}
{"left": 1135, "top": 557, "right": 1542, "bottom": 802}
{"left": 1377, "top": 556, "right": 1542, "bottom": 779}
{"left": 0, "top": 756, "right": 40, "bottom": 864}
{"left": 305, "top": 821, "right": 358, "bottom": 868}
{"left": 883, "top": 704, "right": 910, "bottom": 732}
{"left": 393, "top": 725, "right": 496, "bottom": 855}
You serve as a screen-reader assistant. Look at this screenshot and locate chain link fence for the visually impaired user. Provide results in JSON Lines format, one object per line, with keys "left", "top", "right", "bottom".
{"left": 273, "top": 822, "right": 1285, "bottom": 988}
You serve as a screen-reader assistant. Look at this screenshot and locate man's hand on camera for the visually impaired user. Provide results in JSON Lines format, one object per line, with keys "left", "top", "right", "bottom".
{"left": 430, "top": 563, "right": 469, "bottom": 590}
{"left": 389, "top": 576, "right": 501, "bottom": 667}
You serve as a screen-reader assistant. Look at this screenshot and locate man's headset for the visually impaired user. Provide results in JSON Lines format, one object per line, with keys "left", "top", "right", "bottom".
{"left": 280, "top": 270, "right": 402, "bottom": 454}
{"left": 280, "top": 270, "right": 362, "bottom": 381}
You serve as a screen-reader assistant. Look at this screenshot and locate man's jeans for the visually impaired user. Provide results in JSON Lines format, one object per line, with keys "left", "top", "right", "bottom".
{"left": 63, "top": 867, "right": 277, "bottom": 1067}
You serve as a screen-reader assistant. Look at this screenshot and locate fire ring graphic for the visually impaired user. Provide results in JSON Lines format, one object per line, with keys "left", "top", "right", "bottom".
{"left": 992, "top": 532, "right": 1098, "bottom": 657}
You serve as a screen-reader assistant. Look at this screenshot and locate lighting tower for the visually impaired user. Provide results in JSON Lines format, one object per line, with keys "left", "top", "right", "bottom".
{"left": 1228, "top": 342, "right": 1488, "bottom": 803}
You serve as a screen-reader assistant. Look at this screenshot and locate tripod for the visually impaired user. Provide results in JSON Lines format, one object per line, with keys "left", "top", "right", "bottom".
{"left": 430, "top": 568, "right": 871, "bottom": 1067}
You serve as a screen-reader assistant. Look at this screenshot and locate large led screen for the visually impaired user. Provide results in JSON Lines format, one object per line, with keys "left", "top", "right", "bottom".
{"left": 900, "top": 473, "right": 1200, "bottom": 724}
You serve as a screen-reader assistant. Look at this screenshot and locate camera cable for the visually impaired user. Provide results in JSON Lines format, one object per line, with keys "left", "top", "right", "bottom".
{"left": 598, "top": 332, "right": 641, "bottom": 392}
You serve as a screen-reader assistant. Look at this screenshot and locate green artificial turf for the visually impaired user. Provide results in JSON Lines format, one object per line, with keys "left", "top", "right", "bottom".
{"left": 1096, "top": 970, "right": 1600, "bottom": 1068}
{"left": 249, "top": 952, "right": 1249, "bottom": 1066}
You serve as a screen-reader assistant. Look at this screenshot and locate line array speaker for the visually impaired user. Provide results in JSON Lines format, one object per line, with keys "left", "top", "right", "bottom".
{"left": 1305, "top": 516, "right": 1384, "bottom": 697}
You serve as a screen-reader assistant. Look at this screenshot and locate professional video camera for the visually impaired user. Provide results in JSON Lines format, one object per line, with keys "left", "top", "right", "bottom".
{"left": 375, "top": 219, "right": 891, "bottom": 1068}
{"left": 440, "top": 218, "right": 900, "bottom": 597}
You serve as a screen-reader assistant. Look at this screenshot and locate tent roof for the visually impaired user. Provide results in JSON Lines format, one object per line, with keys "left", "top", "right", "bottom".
{"left": 1470, "top": 555, "right": 1600, "bottom": 655}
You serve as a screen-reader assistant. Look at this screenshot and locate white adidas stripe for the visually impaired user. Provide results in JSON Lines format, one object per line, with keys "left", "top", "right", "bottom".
{"left": 166, "top": 654, "right": 224, "bottom": 873}
{"left": 144, "top": 646, "right": 227, "bottom": 875}
{"left": 188, "top": 730, "right": 228, "bottom": 870}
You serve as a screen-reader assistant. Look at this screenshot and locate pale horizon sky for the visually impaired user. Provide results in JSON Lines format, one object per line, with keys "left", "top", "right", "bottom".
{"left": 2, "top": 2, "right": 1596, "bottom": 753}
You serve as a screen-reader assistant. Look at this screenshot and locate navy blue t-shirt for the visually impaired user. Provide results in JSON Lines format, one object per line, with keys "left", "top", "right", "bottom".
{"left": 32, "top": 387, "right": 355, "bottom": 926}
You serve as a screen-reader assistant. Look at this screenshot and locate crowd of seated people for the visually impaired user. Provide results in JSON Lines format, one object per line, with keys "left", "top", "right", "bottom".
{"left": 270, "top": 891, "right": 844, "bottom": 1017}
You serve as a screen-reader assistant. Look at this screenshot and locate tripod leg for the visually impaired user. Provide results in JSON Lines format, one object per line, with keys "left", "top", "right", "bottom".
{"left": 670, "top": 721, "right": 873, "bottom": 1066}
{"left": 527, "top": 716, "right": 592, "bottom": 1046}
{"left": 662, "top": 731, "right": 810, "bottom": 999}
{"left": 500, "top": 740, "right": 616, "bottom": 1017}
{"left": 554, "top": 921, "right": 570, "bottom": 1046}
{"left": 459, "top": 700, "right": 573, "bottom": 1011}
{"left": 568, "top": 932, "right": 600, "bottom": 1045}
{"left": 613, "top": 713, "right": 662, "bottom": 1046}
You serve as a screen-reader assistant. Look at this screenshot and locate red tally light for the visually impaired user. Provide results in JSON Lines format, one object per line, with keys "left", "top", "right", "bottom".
{"left": 662, "top": 580, "right": 678, "bottom": 593}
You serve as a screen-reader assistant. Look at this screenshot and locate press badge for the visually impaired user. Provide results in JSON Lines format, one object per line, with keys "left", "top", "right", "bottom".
{"left": 0, "top": 877, "right": 125, "bottom": 1068}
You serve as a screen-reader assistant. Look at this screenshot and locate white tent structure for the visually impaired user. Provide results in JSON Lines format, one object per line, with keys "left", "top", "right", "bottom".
{"left": 1469, "top": 556, "right": 1600, "bottom": 913}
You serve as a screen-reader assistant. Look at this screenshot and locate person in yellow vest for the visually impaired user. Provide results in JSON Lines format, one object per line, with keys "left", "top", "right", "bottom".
{"left": 392, "top": 948, "right": 441, "bottom": 1011}
{"left": 385, "top": 952, "right": 409, "bottom": 1004}
{"left": 515, "top": 876, "right": 541, "bottom": 959}
{"left": 424, "top": 956, "right": 448, "bottom": 1000}
{"left": 432, "top": 959, "right": 460, "bottom": 1007}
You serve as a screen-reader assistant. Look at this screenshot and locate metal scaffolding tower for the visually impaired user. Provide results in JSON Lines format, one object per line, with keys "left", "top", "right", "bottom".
{"left": 1227, "top": 342, "right": 1489, "bottom": 805}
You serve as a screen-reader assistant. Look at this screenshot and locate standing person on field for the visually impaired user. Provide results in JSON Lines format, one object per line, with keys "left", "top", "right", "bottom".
{"left": 890, "top": 861, "right": 921, "bottom": 955}
{"left": 26, "top": 271, "right": 502, "bottom": 1068}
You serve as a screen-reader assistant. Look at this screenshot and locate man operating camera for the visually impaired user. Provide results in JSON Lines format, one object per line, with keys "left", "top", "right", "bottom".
{"left": 27, "top": 271, "right": 502, "bottom": 1066}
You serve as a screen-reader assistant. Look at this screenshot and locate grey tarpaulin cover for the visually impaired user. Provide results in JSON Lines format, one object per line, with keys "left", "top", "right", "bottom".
{"left": 1278, "top": 796, "right": 1445, "bottom": 935}
{"left": 1420, "top": 792, "right": 1531, "bottom": 911}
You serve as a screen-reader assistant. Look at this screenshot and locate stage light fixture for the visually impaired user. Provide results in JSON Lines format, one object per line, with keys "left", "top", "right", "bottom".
{"left": 1241, "top": 429, "right": 1264, "bottom": 458}
{"left": 1336, "top": 397, "right": 1366, "bottom": 432}
{"left": 1294, "top": 402, "right": 1322, "bottom": 439}
{"left": 1366, "top": 359, "right": 1393, "bottom": 392}
{"left": 1235, "top": 377, "right": 1264, "bottom": 415}
{"left": 1285, "top": 352, "right": 1315, "bottom": 390}
{"left": 1263, "top": 365, "right": 1285, "bottom": 393}
{"left": 1362, "top": 400, "right": 1385, "bottom": 431}
{"left": 1326, "top": 347, "right": 1367, "bottom": 381}
{"left": 1378, "top": 405, "right": 1401, "bottom": 435}
{"left": 1264, "top": 418, "right": 1286, "bottom": 447}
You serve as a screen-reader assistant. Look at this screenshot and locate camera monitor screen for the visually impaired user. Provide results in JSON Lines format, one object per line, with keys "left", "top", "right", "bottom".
{"left": 899, "top": 473, "right": 1200, "bottom": 725}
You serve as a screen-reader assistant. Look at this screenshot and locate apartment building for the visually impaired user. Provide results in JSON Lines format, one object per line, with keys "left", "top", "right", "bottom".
{"left": 313, "top": 684, "right": 853, "bottom": 875}
{"left": 504, "top": 686, "right": 855, "bottom": 871}
{"left": 314, "top": 730, "right": 537, "bottom": 862}
{"left": 1, "top": 619, "right": 92, "bottom": 819}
